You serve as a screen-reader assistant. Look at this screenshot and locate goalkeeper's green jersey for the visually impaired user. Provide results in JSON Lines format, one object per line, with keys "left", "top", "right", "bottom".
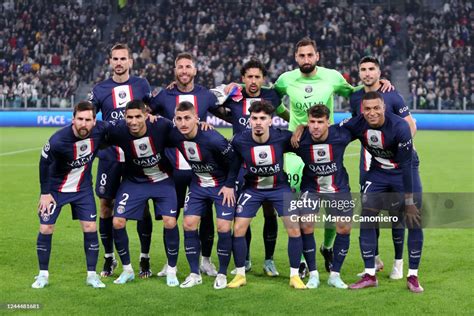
{"left": 274, "top": 67, "right": 357, "bottom": 131}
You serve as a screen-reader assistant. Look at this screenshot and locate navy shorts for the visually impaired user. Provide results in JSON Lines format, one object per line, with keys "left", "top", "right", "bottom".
{"left": 362, "top": 166, "right": 422, "bottom": 212}
{"left": 114, "top": 178, "right": 177, "bottom": 220}
{"left": 235, "top": 185, "right": 292, "bottom": 218}
{"left": 39, "top": 189, "right": 97, "bottom": 224}
{"left": 183, "top": 183, "right": 235, "bottom": 221}
{"left": 95, "top": 159, "right": 124, "bottom": 199}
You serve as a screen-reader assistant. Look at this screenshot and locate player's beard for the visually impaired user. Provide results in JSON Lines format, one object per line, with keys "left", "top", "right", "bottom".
{"left": 77, "top": 127, "right": 91, "bottom": 138}
{"left": 299, "top": 63, "right": 316, "bottom": 74}
{"left": 176, "top": 74, "right": 194, "bottom": 86}
{"left": 114, "top": 66, "right": 128, "bottom": 76}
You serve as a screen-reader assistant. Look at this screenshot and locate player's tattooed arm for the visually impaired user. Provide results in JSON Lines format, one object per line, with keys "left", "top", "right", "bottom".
{"left": 290, "top": 124, "right": 307, "bottom": 148}
{"left": 209, "top": 107, "right": 232, "bottom": 123}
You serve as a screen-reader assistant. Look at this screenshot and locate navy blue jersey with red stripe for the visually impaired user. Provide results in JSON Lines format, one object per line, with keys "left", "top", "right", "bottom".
{"left": 231, "top": 128, "right": 293, "bottom": 189}
{"left": 168, "top": 128, "right": 236, "bottom": 188}
{"left": 105, "top": 118, "right": 174, "bottom": 183}
{"left": 223, "top": 88, "right": 281, "bottom": 135}
{"left": 149, "top": 85, "right": 218, "bottom": 121}
{"left": 350, "top": 88, "right": 412, "bottom": 175}
{"left": 340, "top": 113, "right": 413, "bottom": 191}
{"left": 89, "top": 76, "right": 152, "bottom": 162}
{"left": 294, "top": 125, "right": 353, "bottom": 193}
{"left": 39, "top": 121, "right": 109, "bottom": 194}
{"left": 349, "top": 89, "right": 410, "bottom": 118}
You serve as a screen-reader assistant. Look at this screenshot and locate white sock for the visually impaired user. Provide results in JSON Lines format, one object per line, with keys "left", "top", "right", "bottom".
{"left": 290, "top": 268, "right": 299, "bottom": 277}
{"left": 407, "top": 269, "right": 418, "bottom": 277}
{"left": 87, "top": 271, "right": 97, "bottom": 277}
{"left": 167, "top": 265, "right": 177, "bottom": 274}
{"left": 104, "top": 253, "right": 114, "bottom": 259}
{"left": 39, "top": 270, "right": 49, "bottom": 277}
{"left": 236, "top": 267, "right": 246, "bottom": 276}
{"left": 123, "top": 264, "right": 133, "bottom": 272}
{"left": 202, "top": 256, "right": 210, "bottom": 264}
{"left": 329, "top": 271, "right": 339, "bottom": 278}
{"left": 394, "top": 259, "right": 403, "bottom": 266}
{"left": 310, "top": 270, "right": 319, "bottom": 278}
{"left": 365, "top": 268, "right": 376, "bottom": 276}
{"left": 140, "top": 253, "right": 150, "bottom": 259}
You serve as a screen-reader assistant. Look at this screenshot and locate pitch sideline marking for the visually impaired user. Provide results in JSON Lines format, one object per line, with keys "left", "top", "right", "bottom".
{"left": 0, "top": 147, "right": 42, "bottom": 157}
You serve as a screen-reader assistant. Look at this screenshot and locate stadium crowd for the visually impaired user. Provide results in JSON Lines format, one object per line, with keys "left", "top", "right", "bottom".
{"left": 0, "top": 0, "right": 108, "bottom": 107}
{"left": 100, "top": 0, "right": 399, "bottom": 93}
{"left": 407, "top": 0, "right": 473, "bottom": 110}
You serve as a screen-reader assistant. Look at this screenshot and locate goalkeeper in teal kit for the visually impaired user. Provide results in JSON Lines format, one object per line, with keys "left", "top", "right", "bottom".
{"left": 273, "top": 37, "right": 391, "bottom": 275}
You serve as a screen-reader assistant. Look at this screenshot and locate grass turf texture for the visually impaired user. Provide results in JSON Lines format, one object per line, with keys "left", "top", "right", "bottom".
{"left": 0, "top": 128, "right": 473, "bottom": 314}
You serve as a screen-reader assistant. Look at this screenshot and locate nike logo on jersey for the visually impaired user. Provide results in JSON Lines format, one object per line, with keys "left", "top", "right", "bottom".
{"left": 90, "top": 214, "right": 97, "bottom": 219}
{"left": 118, "top": 101, "right": 127, "bottom": 106}
{"left": 304, "top": 95, "right": 313, "bottom": 99}
{"left": 221, "top": 212, "right": 232, "bottom": 216}
{"left": 170, "top": 210, "right": 177, "bottom": 214}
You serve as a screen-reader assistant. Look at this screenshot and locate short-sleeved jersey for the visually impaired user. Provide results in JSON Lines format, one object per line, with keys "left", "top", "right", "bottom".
{"left": 40, "top": 121, "right": 109, "bottom": 194}
{"left": 105, "top": 118, "right": 174, "bottom": 183}
{"left": 89, "top": 76, "right": 152, "bottom": 162}
{"left": 350, "top": 88, "right": 411, "bottom": 173}
{"left": 168, "top": 128, "right": 236, "bottom": 188}
{"left": 340, "top": 113, "right": 413, "bottom": 191}
{"left": 274, "top": 67, "right": 356, "bottom": 130}
{"left": 149, "top": 84, "right": 219, "bottom": 121}
{"left": 231, "top": 128, "right": 293, "bottom": 189}
{"left": 223, "top": 88, "right": 281, "bottom": 135}
{"left": 294, "top": 125, "right": 353, "bottom": 193}
{"left": 350, "top": 89, "right": 410, "bottom": 118}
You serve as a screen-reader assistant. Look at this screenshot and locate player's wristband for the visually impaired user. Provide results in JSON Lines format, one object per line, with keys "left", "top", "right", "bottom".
{"left": 405, "top": 197, "right": 415, "bottom": 206}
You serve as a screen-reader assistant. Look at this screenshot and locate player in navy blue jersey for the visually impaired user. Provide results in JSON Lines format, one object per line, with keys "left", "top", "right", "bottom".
{"left": 226, "top": 100, "right": 307, "bottom": 290}
{"left": 222, "top": 59, "right": 288, "bottom": 277}
{"left": 291, "top": 104, "right": 355, "bottom": 289}
{"left": 33, "top": 102, "right": 108, "bottom": 289}
{"left": 104, "top": 100, "right": 180, "bottom": 287}
{"left": 89, "top": 43, "right": 154, "bottom": 278}
{"left": 341, "top": 92, "right": 424, "bottom": 293}
{"left": 149, "top": 52, "right": 221, "bottom": 277}
{"left": 350, "top": 56, "right": 420, "bottom": 280}
{"left": 164, "top": 101, "right": 236, "bottom": 289}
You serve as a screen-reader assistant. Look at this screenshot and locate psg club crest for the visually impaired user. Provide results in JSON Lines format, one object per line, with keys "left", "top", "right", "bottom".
{"left": 370, "top": 135, "right": 379, "bottom": 143}
{"left": 116, "top": 205, "right": 125, "bottom": 214}
{"left": 305, "top": 85, "right": 313, "bottom": 93}
{"left": 118, "top": 91, "right": 127, "bottom": 99}
{"left": 259, "top": 152, "right": 268, "bottom": 159}
{"left": 80, "top": 144, "right": 88, "bottom": 152}
{"left": 317, "top": 149, "right": 326, "bottom": 156}
{"left": 236, "top": 205, "right": 243, "bottom": 214}
{"left": 188, "top": 148, "right": 196, "bottom": 155}
{"left": 139, "top": 144, "right": 148, "bottom": 151}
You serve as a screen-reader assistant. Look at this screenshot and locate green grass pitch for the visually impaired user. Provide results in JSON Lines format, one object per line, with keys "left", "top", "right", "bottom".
{"left": 0, "top": 127, "right": 473, "bottom": 314}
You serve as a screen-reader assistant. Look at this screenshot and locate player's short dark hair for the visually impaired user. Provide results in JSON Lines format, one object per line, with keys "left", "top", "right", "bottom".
{"left": 359, "top": 56, "right": 380, "bottom": 67}
{"left": 73, "top": 101, "right": 96, "bottom": 118}
{"left": 125, "top": 100, "right": 147, "bottom": 112}
{"left": 295, "top": 37, "right": 317, "bottom": 52}
{"left": 110, "top": 43, "right": 132, "bottom": 58}
{"left": 175, "top": 52, "right": 196, "bottom": 66}
{"left": 308, "top": 104, "right": 330, "bottom": 120}
{"left": 175, "top": 101, "right": 196, "bottom": 113}
{"left": 241, "top": 59, "right": 267, "bottom": 77}
{"left": 362, "top": 91, "right": 385, "bottom": 104}
{"left": 249, "top": 100, "right": 275, "bottom": 116}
